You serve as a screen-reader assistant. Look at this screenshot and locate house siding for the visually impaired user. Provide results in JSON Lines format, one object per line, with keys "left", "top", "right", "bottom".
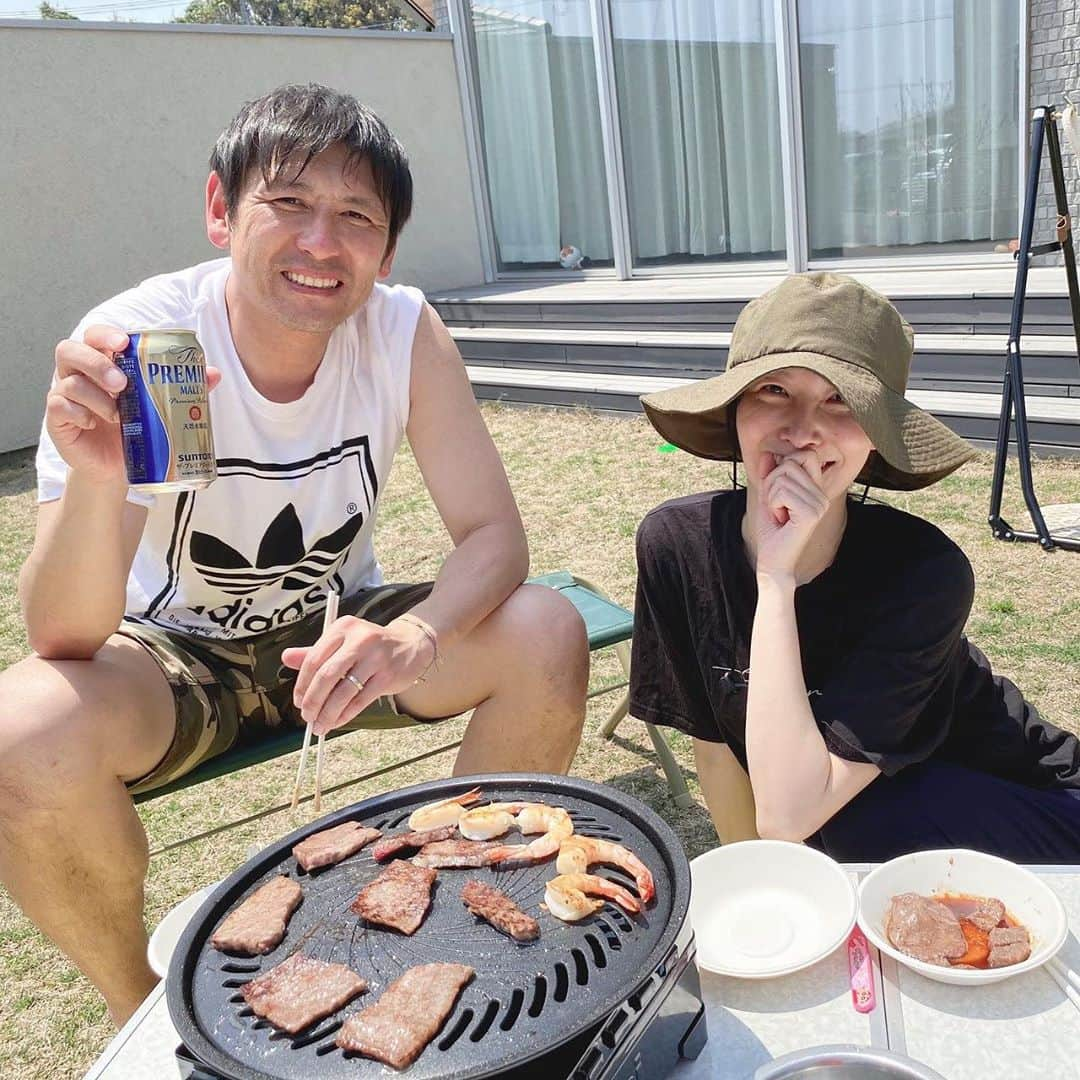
{"left": 1030, "top": 0, "right": 1080, "bottom": 263}
{"left": 0, "top": 24, "right": 483, "bottom": 454}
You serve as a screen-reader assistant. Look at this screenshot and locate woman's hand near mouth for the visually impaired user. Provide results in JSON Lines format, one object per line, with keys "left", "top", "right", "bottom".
{"left": 752, "top": 449, "right": 831, "bottom": 578}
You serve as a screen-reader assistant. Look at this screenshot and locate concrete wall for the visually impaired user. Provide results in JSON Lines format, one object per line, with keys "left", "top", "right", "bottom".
{"left": 1030, "top": 0, "right": 1080, "bottom": 263}
{"left": 0, "top": 22, "right": 484, "bottom": 453}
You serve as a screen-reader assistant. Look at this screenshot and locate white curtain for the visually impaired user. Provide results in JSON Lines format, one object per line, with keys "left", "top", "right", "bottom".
{"left": 800, "top": 0, "right": 1019, "bottom": 253}
{"left": 472, "top": 4, "right": 612, "bottom": 266}
{"left": 611, "top": 0, "right": 786, "bottom": 261}
{"left": 471, "top": 0, "right": 1020, "bottom": 269}
{"left": 473, "top": 8, "right": 561, "bottom": 265}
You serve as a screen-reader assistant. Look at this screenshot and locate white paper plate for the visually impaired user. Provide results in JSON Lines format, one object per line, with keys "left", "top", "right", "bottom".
{"left": 689, "top": 841, "right": 857, "bottom": 979}
{"left": 858, "top": 848, "right": 1068, "bottom": 985}
{"left": 147, "top": 882, "right": 220, "bottom": 978}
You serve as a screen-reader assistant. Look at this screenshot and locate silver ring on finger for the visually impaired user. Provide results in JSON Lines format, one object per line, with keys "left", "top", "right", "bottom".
{"left": 343, "top": 671, "right": 366, "bottom": 692}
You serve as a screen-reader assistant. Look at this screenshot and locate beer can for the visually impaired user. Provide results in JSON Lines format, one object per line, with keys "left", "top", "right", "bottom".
{"left": 114, "top": 329, "right": 217, "bottom": 493}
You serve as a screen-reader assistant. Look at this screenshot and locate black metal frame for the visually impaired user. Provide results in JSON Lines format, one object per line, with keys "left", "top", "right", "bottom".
{"left": 988, "top": 105, "right": 1080, "bottom": 552}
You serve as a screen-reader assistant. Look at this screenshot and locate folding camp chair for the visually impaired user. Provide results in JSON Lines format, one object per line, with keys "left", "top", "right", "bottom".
{"left": 528, "top": 572, "right": 692, "bottom": 809}
{"left": 136, "top": 573, "right": 692, "bottom": 848}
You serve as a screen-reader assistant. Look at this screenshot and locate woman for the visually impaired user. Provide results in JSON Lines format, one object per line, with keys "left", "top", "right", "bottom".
{"left": 631, "top": 272, "right": 1080, "bottom": 863}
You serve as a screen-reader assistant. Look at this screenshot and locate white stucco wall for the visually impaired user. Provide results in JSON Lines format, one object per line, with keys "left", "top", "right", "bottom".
{"left": 0, "top": 22, "right": 484, "bottom": 453}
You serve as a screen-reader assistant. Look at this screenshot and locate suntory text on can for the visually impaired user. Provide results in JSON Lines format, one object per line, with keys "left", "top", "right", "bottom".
{"left": 115, "top": 329, "right": 216, "bottom": 492}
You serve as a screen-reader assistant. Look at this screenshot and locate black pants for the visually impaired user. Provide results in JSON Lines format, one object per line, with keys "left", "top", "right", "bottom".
{"left": 807, "top": 761, "right": 1080, "bottom": 864}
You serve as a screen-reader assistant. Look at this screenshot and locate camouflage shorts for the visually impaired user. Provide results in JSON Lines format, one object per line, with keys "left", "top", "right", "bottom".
{"left": 118, "top": 582, "right": 435, "bottom": 796}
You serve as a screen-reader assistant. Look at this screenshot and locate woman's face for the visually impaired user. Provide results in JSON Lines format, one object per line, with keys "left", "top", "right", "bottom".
{"left": 735, "top": 368, "right": 874, "bottom": 500}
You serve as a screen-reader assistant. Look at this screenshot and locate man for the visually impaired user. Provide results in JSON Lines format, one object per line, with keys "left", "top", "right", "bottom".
{"left": 0, "top": 83, "right": 588, "bottom": 1025}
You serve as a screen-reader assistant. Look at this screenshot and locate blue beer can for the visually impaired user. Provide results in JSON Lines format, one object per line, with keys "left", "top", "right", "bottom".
{"left": 114, "top": 329, "right": 216, "bottom": 492}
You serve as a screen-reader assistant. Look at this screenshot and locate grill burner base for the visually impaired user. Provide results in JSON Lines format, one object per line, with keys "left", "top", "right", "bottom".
{"left": 175, "top": 935, "right": 706, "bottom": 1080}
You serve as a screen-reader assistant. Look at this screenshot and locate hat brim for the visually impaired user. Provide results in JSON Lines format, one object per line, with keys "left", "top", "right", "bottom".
{"left": 640, "top": 353, "right": 976, "bottom": 492}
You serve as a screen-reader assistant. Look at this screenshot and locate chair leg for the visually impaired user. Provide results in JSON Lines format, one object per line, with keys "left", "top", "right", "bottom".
{"left": 646, "top": 723, "right": 694, "bottom": 809}
{"left": 599, "top": 637, "right": 632, "bottom": 738}
{"left": 600, "top": 690, "right": 629, "bottom": 738}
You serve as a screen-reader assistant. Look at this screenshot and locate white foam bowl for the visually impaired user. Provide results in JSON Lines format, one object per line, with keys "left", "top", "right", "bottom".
{"left": 147, "top": 882, "right": 220, "bottom": 978}
{"left": 857, "top": 849, "right": 1068, "bottom": 986}
{"left": 689, "top": 841, "right": 857, "bottom": 979}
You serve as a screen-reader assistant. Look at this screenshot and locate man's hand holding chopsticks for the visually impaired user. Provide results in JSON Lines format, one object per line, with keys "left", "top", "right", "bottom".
{"left": 283, "top": 614, "right": 438, "bottom": 736}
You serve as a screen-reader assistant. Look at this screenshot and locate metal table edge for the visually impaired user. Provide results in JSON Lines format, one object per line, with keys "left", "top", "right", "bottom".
{"left": 83, "top": 979, "right": 168, "bottom": 1080}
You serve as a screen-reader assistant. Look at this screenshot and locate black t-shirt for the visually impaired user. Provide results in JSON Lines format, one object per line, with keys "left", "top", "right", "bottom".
{"left": 629, "top": 489, "right": 1080, "bottom": 790}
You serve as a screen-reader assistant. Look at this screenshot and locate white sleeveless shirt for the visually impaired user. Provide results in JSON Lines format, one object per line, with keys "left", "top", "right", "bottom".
{"left": 36, "top": 258, "right": 423, "bottom": 640}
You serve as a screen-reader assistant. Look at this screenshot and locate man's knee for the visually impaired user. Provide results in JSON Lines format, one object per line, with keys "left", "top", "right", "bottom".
{"left": 499, "top": 584, "right": 589, "bottom": 684}
{"left": 0, "top": 655, "right": 111, "bottom": 806}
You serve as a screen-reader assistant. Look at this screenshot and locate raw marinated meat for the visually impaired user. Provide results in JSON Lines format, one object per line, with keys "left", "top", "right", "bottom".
{"left": 885, "top": 893, "right": 966, "bottom": 965}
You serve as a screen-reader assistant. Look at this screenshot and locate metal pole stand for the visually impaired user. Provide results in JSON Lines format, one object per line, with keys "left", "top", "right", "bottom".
{"left": 988, "top": 105, "right": 1080, "bottom": 552}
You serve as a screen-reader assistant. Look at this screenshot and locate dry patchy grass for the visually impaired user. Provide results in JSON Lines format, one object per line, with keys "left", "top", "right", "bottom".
{"left": 0, "top": 406, "right": 1077, "bottom": 1076}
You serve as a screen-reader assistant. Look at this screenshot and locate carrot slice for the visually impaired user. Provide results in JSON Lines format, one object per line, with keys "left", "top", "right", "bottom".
{"left": 951, "top": 919, "right": 990, "bottom": 967}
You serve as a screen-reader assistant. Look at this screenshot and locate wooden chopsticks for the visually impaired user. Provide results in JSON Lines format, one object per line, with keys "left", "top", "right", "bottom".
{"left": 290, "top": 586, "right": 340, "bottom": 813}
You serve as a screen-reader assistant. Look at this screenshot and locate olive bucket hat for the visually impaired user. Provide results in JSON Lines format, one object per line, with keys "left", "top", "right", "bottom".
{"left": 640, "top": 272, "right": 976, "bottom": 491}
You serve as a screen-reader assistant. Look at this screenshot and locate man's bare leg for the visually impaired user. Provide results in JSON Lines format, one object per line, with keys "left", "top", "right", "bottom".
{"left": 396, "top": 584, "right": 589, "bottom": 775}
{"left": 0, "top": 638, "right": 176, "bottom": 1025}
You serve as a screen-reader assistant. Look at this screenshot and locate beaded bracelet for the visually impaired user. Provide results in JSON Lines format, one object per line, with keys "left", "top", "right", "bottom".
{"left": 398, "top": 613, "right": 440, "bottom": 683}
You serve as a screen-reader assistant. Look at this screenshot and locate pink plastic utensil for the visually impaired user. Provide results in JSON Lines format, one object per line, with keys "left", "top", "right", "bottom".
{"left": 847, "top": 926, "right": 877, "bottom": 1013}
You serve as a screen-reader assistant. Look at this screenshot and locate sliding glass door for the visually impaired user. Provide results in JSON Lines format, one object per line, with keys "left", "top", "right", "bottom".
{"left": 466, "top": 1, "right": 613, "bottom": 271}
{"left": 456, "top": 0, "right": 1022, "bottom": 277}
{"left": 798, "top": 0, "right": 1021, "bottom": 259}
{"left": 609, "top": 0, "right": 786, "bottom": 268}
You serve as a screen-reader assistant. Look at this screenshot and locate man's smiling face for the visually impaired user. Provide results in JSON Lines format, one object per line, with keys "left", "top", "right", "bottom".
{"left": 215, "top": 143, "right": 395, "bottom": 335}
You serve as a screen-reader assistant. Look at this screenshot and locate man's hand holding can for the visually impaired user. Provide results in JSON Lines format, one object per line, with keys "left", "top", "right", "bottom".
{"left": 48, "top": 325, "right": 221, "bottom": 491}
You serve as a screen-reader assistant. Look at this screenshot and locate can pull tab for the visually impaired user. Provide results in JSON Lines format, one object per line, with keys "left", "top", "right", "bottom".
{"left": 847, "top": 927, "right": 876, "bottom": 1013}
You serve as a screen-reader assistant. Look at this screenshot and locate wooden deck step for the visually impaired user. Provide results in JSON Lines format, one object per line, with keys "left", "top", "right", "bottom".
{"left": 465, "top": 365, "right": 1080, "bottom": 458}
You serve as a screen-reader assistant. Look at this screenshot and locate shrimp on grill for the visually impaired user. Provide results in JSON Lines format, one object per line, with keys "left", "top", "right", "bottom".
{"left": 555, "top": 836, "right": 655, "bottom": 904}
{"left": 457, "top": 804, "right": 517, "bottom": 841}
{"left": 459, "top": 803, "right": 574, "bottom": 866}
{"left": 407, "top": 787, "right": 483, "bottom": 831}
{"left": 543, "top": 873, "right": 641, "bottom": 923}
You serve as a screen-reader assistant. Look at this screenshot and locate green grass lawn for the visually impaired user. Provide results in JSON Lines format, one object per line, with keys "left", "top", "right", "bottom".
{"left": 0, "top": 405, "right": 1077, "bottom": 1077}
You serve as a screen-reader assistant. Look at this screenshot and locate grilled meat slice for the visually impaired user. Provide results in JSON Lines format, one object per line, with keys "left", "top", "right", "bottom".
{"left": 336, "top": 962, "right": 474, "bottom": 1068}
{"left": 372, "top": 825, "right": 458, "bottom": 862}
{"left": 292, "top": 822, "right": 382, "bottom": 872}
{"left": 350, "top": 861, "right": 437, "bottom": 935}
{"left": 211, "top": 876, "right": 303, "bottom": 955}
{"left": 412, "top": 839, "right": 504, "bottom": 868}
{"left": 461, "top": 879, "right": 539, "bottom": 941}
{"left": 240, "top": 953, "right": 366, "bottom": 1034}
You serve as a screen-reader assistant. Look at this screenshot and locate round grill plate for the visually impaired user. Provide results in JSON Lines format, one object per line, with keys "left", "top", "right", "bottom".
{"left": 168, "top": 774, "right": 691, "bottom": 1080}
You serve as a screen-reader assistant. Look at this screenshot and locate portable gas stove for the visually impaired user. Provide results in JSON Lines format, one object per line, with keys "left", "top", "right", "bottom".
{"left": 168, "top": 774, "right": 707, "bottom": 1079}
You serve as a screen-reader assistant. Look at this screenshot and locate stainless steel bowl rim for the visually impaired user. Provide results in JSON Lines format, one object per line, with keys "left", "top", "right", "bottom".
{"left": 753, "top": 1044, "right": 947, "bottom": 1080}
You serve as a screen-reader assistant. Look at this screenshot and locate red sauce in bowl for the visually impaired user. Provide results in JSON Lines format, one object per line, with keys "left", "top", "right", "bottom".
{"left": 932, "top": 893, "right": 1020, "bottom": 969}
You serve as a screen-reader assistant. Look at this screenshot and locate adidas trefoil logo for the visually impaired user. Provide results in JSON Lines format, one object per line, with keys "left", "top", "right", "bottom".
{"left": 190, "top": 503, "right": 364, "bottom": 596}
